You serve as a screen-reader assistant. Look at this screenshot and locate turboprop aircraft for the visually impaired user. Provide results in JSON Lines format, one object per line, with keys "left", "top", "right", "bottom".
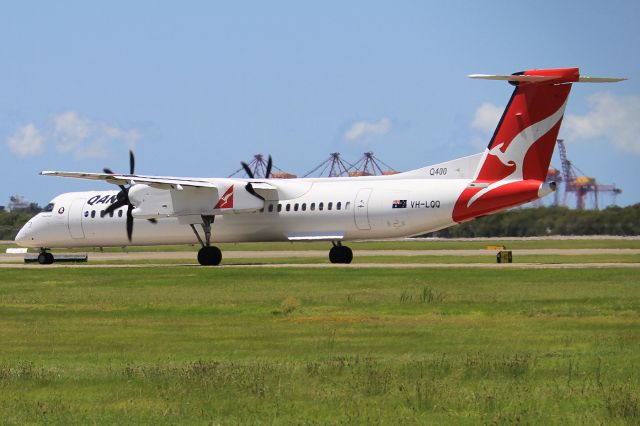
{"left": 15, "top": 67, "right": 624, "bottom": 265}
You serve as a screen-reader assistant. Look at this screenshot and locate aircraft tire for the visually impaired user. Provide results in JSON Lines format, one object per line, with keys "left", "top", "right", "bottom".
{"left": 197, "top": 246, "right": 222, "bottom": 266}
{"left": 329, "top": 246, "right": 353, "bottom": 264}
{"left": 38, "top": 252, "right": 54, "bottom": 265}
{"left": 341, "top": 246, "right": 353, "bottom": 264}
{"left": 329, "top": 246, "right": 341, "bottom": 263}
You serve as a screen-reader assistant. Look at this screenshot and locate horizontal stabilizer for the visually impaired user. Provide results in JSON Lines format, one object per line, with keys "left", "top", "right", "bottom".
{"left": 468, "top": 74, "right": 558, "bottom": 82}
{"left": 578, "top": 76, "right": 627, "bottom": 83}
{"left": 469, "top": 74, "right": 626, "bottom": 84}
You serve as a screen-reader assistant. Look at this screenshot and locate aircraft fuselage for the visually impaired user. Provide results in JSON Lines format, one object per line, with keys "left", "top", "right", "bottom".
{"left": 16, "top": 177, "right": 473, "bottom": 248}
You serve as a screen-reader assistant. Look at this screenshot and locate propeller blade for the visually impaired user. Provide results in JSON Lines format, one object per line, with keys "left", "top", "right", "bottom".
{"left": 103, "top": 168, "right": 127, "bottom": 191}
{"left": 241, "top": 161, "right": 254, "bottom": 179}
{"left": 129, "top": 150, "right": 135, "bottom": 175}
{"left": 101, "top": 198, "right": 128, "bottom": 217}
{"left": 265, "top": 155, "right": 273, "bottom": 179}
{"left": 126, "top": 204, "right": 134, "bottom": 242}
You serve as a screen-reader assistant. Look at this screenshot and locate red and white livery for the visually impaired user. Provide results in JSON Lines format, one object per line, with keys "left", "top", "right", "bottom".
{"left": 16, "top": 68, "right": 624, "bottom": 265}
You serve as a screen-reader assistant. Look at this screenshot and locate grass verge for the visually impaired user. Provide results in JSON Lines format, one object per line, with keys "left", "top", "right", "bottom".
{"left": 0, "top": 267, "right": 638, "bottom": 424}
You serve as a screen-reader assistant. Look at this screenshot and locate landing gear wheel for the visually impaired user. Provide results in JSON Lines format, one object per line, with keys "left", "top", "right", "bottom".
{"left": 341, "top": 246, "right": 353, "bottom": 264}
{"left": 37, "top": 252, "right": 54, "bottom": 265}
{"left": 197, "top": 246, "right": 222, "bottom": 266}
{"left": 329, "top": 245, "right": 353, "bottom": 264}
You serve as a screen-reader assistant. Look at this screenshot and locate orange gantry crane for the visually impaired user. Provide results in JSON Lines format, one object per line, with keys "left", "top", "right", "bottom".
{"left": 556, "top": 139, "right": 622, "bottom": 209}
{"left": 348, "top": 152, "right": 398, "bottom": 177}
{"left": 303, "top": 152, "right": 398, "bottom": 177}
{"left": 302, "top": 152, "right": 355, "bottom": 178}
{"left": 229, "top": 154, "right": 297, "bottom": 179}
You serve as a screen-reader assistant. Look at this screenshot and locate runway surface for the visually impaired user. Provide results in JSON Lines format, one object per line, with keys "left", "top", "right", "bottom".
{"left": 2, "top": 248, "right": 639, "bottom": 262}
{"left": 1, "top": 262, "right": 639, "bottom": 269}
{"left": 1, "top": 247, "right": 639, "bottom": 269}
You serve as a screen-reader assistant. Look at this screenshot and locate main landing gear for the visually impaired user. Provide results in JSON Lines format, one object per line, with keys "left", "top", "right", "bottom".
{"left": 190, "top": 215, "right": 222, "bottom": 266}
{"left": 329, "top": 242, "right": 353, "bottom": 264}
{"left": 37, "top": 249, "right": 54, "bottom": 265}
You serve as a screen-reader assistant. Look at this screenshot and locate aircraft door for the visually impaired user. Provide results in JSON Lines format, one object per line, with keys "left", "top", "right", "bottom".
{"left": 354, "top": 188, "right": 372, "bottom": 230}
{"left": 68, "top": 199, "right": 86, "bottom": 239}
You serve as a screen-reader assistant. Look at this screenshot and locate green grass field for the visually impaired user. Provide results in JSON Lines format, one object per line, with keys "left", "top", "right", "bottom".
{"left": 0, "top": 266, "right": 639, "bottom": 424}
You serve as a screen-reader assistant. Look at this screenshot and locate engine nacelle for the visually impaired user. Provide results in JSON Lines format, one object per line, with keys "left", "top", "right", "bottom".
{"left": 128, "top": 181, "right": 265, "bottom": 219}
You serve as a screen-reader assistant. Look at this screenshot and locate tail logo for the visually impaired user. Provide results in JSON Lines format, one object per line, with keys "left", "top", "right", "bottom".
{"left": 214, "top": 185, "right": 234, "bottom": 209}
{"left": 466, "top": 99, "right": 567, "bottom": 207}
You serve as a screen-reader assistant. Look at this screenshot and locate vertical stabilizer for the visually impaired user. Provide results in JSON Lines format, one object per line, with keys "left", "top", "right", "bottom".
{"left": 453, "top": 68, "right": 580, "bottom": 222}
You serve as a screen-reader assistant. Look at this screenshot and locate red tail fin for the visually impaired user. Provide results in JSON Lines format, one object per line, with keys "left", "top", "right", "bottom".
{"left": 476, "top": 68, "right": 578, "bottom": 182}
{"left": 453, "top": 67, "right": 580, "bottom": 222}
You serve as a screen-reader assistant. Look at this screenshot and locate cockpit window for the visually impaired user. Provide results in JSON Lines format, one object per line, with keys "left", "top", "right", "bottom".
{"left": 43, "top": 203, "right": 54, "bottom": 213}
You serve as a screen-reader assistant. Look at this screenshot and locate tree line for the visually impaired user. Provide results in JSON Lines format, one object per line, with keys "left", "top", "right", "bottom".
{"left": 1, "top": 204, "right": 638, "bottom": 241}
{"left": 427, "top": 204, "right": 640, "bottom": 237}
{"left": 0, "top": 211, "right": 36, "bottom": 240}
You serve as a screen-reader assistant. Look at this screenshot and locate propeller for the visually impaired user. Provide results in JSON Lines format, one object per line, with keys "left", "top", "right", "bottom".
{"left": 240, "top": 155, "right": 273, "bottom": 202}
{"left": 101, "top": 150, "right": 155, "bottom": 241}
{"left": 265, "top": 155, "right": 272, "bottom": 179}
{"left": 241, "top": 161, "right": 254, "bottom": 179}
{"left": 240, "top": 155, "right": 273, "bottom": 179}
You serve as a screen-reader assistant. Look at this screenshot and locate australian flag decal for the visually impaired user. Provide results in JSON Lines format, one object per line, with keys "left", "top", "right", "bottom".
{"left": 392, "top": 199, "right": 407, "bottom": 209}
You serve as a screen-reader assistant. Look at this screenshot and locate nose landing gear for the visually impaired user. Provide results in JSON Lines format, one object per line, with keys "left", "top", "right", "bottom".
{"left": 37, "top": 249, "right": 54, "bottom": 265}
{"left": 329, "top": 242, "right": 353, "bottom": 264}
{"left": 190, "top": 215, "right": 222, "bottom": 266}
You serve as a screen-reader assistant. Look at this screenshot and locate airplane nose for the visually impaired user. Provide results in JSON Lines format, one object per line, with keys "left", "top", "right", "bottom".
{"left": 14, "top": 221, "right": 32, "bottom": 246}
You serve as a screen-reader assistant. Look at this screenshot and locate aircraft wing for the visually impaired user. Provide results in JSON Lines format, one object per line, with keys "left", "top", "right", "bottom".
{"left": 40, "top": 171, "right": 217, "bottom": 189}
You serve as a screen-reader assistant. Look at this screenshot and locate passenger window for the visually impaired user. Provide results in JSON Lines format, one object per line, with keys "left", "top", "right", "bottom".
{"left": 319, "top": 202, "right": 324, "bottom": 211}
{"left": 302, "top": 203, "right": 306, "bottom": 211}
{"left": 278, "top": 204, "right": 282, "bottom": 212}
{"left": 109, "top": 210, "right": 114, "bottom": 218}
{"left": 268, "top": 204, "right": 274, "bottom": 213}
{"left": 118, "top": 210, "right": 123, "bottom": 218}
{"left": 310, "top": 203, "right": 315, "bottom": 211}
{"left": 346, "top": 201, "right": 351, "bottom": 210}
{"left": 337, "top": 202, "right": 342, "bottom": 210}
{"left": 328, "top": 202, "right": 333, "bottom": 211}
{"left": 91, "top": 210, "right": 96, "bottom": 218}
{"left": 294, "top": 203, "right": 299, "bottom": 212}
{"left": 286, "top": 204, "right": 291, "bottom": 212}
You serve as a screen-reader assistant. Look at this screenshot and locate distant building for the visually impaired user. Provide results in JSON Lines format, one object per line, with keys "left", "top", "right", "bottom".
{"left": 6, "top": 195, "right": 40, "bottom": 213}
{"left": 8, "top": 195, "right": 29, "bottom": 212}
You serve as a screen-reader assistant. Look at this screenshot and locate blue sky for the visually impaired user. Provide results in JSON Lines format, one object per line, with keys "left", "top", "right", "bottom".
{"left": 1, "top": 0, "right": 639, "bottom": 208}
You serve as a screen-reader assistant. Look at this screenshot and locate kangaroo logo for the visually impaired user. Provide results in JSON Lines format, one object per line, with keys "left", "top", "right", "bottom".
{"left": 214, "top": 185, "right": 234, "bottom": 209}
{"left": 467, "top": 99, "right": 567, "bottom": 207}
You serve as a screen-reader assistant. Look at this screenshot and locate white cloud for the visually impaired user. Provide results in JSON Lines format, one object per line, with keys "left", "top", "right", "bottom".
{"left": 563, "top": 92, "right": 640, "bottom": 154}
{"left": 53, "top": 111, "right": 92, "bottom": 153}
{"left": 344, "top": 117, "right": 392, "bottom": 143}
{"left": 51, "top": 110, "right": 142, "bottom": 159}
{"left": 7, "top": 123, "right": 44, "bottom": 157}
{"left": 471, "top": 102, "right": 502, "bottom": 135}
{"left": 5, "top": 111, "right": 143, "bottom": 159}
{"left": 469, "top": 102, "right": 502, "bottom": 149}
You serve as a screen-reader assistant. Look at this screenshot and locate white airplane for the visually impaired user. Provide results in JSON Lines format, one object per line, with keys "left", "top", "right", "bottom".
{"left": 15, "top": 67, "right": 624, "bottom": 265}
